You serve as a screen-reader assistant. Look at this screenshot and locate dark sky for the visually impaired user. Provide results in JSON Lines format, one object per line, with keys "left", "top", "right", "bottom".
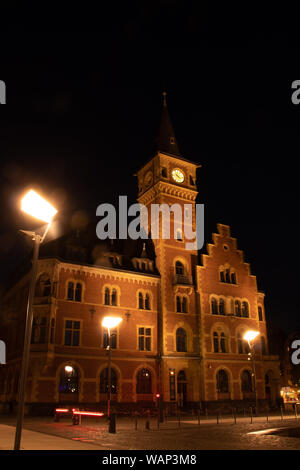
{"left": 0, "top": 4, "right": 299, "bottom": 335}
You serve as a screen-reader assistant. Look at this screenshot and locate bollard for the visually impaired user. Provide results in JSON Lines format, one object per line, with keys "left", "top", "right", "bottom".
{"left": 280, "top": 405, "right": 283, "bottom": 420}
{"left": 233, "top": 408, "right": 237, "bottom": 425}
{"left": 109, "top": 413, "right": 116, "bottom": 433}
{"left": 266, "top": 408, "right": 269, "bottom": 421}
{"left": 217, "top": 413, "right": 219, "bottom": 424}
{"left": 72, "top": 414, "right": 80, "bottom": 426}
{"left": 250, "top": 407, "right": 253, "bottom": 424}
{"left": 197, "top": 407, "right": 200, "bottom": 426}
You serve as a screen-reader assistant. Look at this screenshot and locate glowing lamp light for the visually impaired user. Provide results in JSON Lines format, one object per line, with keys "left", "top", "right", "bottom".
{"left": 65, "top": 365, "right": 74, "bottom": 373}
{"left": 156, "top": 393, "right": 160, "bottom": 399}
{"left": 21, "top": 189, "right": 57, "bottom": 223}
{"left": 243, "top": 330, "right": 260, "bottom": 343}
{"left": 102, "top": 316, "right": 123, "bottom": 329}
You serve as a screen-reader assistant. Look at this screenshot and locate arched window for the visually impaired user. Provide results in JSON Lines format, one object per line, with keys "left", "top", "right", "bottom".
{"left": 176, "top": 296, "right": 181, "bottom": 312}
{"left": 235, "top": 300, "right": 241, "bottom": 317}
{"left": 216, "top": 369, "right": 229, "bottom": 393}
{"left": 67, "top": 282, "right": 74, "bottom": 300}
{"left": 136, "top": 368, "right": 152, "bottom": 394}
{"left": 241, "top": 301, "right": 248, "bottom": 317}
{"left": 111, "top": 289, "right": 117, "bottom": 306}
{"left": 241, "top": 370, "right": 252, "bottom": 392}
{"left": 211, "top": 297, "right": 218, "bottom": 315}
{"left": 59, "top": 366, "right": 79, "bottom": 394}
{"left": 231, "top": 272, "right": 237, "bottom": 284}
{"left": 175, "top": 261, "right": 184, "bottom": 275}
{"left": 176, "top": 328, "right": 187, "bottom": 352}
{"left": 145, "top": 293, "right": 150, "bottom": 310}
{"left": 75, "top": 283, "right": 82, "bottom": 302}
{"left": 225, "top": 269, "right": 230, "bottom": 283}
{"left": 100, "top": 367, "right": 118, "bottom": 394}
{"left": 220, "top": 332, "right": 227, "bottom": 353}
{"left": 182, "top": 297, "right": 188, "bottom": 313}
{"left": 138, "top": 292, "right": 144, "bottom": 309}
{"left": 43, "top": 278, "right": 51, "bottom": 296}
{"left": 261, "top": 336, "right": 267, "bottom": 355}
{"left": 213, "top": 332, "right": 219, "bottom": 352}
{"left": 220, "top": 271, "right": 225, "bottom": 283}
{"left": 241, "top": 301, "right": 249, "bottom": 318}
{"left": 104, "top": 288, "right": 110, "bottom": 305}
{"left": 104, "top": 287, "right": 118, "bottom": 306}
{"left": 258, "top": 306, "right": 263, "bottom": 321}
{"left": 219, "top": 298, "right": 225, "bottom": 315}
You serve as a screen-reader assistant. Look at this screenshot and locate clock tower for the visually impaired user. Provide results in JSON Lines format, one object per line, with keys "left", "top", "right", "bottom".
{"left": 137, "top": 93, "right": 202, "bottom": 405}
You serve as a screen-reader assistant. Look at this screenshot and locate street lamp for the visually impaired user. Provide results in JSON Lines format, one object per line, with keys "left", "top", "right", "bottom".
{"left": 14, "top": 190, "right": 57, "bottom": 451}
{"left": 101, "top": 316, "right": 122, "bottom": 420}
{"left": 243, "top": 330, "right": 260, "bottom": 415}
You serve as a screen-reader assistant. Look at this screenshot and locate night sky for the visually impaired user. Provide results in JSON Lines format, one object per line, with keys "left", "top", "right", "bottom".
{"left": 0, "top": 4, "right": 299, "bottom": 337}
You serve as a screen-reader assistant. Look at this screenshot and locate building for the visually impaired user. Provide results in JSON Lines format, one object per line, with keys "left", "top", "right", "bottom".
{"left": 0, "top": 95, "right": 280, "bottom": 414}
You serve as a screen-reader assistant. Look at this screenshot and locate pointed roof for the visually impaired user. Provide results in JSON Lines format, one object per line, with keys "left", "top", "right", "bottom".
{"left": 156, "top": 91, "right": 181, "bottom": 157}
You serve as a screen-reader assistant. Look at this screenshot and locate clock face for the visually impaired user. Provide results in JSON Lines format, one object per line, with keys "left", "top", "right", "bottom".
{"left": 172, "top": 168, "right": 184, "bottom": 183}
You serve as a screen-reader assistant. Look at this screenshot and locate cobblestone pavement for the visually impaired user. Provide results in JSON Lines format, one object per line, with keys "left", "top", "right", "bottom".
{"left": 1, "top": 414, "right": 300, "bottom": 450}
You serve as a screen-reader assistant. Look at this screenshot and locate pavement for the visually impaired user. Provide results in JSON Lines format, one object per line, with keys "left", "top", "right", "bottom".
{"left": 0, "top": 423, "right": 99, "bottom": 450}
{"left": 1, "top": 413, "right": 300, "bottom": 450}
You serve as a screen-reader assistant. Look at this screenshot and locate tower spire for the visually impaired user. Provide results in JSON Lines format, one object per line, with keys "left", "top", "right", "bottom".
{"left": 156, "top": 91, "right": 181, "bottom": 157}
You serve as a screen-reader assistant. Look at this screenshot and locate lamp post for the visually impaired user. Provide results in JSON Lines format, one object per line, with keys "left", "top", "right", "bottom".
{"left": 14, "top": 190, "right": 57, "bottom": 451}
{"left": 101, "top": 316, "right": 122, "bottom": 420}
{"left": 243, "top": 330, "right": 260, "bottom": 416}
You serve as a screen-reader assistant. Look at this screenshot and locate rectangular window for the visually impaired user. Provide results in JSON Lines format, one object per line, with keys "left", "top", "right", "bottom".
{"left": 64, "top": 320, "right": 80, "bottom": 346}
{"left": 138, "top": 327, "right": 151, "bottom": 351}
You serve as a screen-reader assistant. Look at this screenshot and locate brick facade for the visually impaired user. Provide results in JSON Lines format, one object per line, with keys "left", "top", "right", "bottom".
{"left": 0, "top": 104, "right": 280, "bottom": 414}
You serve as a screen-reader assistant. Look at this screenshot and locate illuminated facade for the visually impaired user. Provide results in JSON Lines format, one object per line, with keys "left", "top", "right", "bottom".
{"left": 0, "top": 97, "right": 280, "bottom": 413}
